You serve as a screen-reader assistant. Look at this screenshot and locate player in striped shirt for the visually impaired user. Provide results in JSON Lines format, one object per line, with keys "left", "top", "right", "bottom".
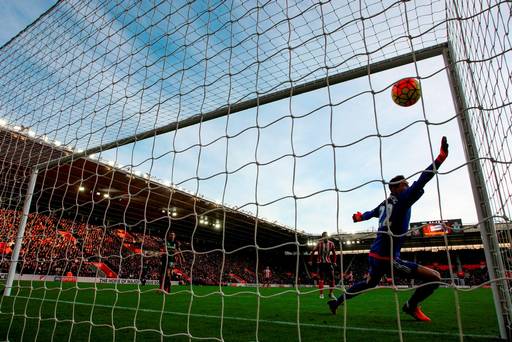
{"left": 328, "top": 137, "right": 449, "bottom": 321}
{"left": 262, "top": 266, "right": 272, "bottom": 288}
{"left": 310, "top": 232, "right": 337, "bottom": 299}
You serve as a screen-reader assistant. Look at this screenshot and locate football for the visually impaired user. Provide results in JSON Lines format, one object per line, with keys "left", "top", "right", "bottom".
{"left": 391, "top": 77, "right": 421, "bottom": 107}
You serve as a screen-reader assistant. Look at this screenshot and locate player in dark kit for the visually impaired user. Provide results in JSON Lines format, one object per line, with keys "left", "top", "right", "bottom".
{"left": 160, "top": 231, "right": 182, "bottom": 293}
{"left": 328, "top": 137, "right": 449, "bottom": 322}
{"left": 310, "top": 232, "right": 337, "bottom": 299}
{"left": 140, "top": 261, "right": 149, "bottom": 286}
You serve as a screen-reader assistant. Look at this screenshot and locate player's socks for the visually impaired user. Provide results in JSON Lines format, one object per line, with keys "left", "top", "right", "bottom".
{"left": 408, "top": 282, "right": 439, "bottom": 307}
{"left": 335, "top": 280, "right": 370, "bottom": 306}
{"left": 328, "top": 280, "right": 335, "bottom": 299}
{"left": 327, "top": 300, "right": 338, "bottom": 315}
{"left": 328, "top": 279, "right": 370, "bottom": 313}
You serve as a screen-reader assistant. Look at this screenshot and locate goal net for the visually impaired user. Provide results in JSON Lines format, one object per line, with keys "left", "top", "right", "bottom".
{"left": 0, "top": 0, "right": 510, "bottom": 340}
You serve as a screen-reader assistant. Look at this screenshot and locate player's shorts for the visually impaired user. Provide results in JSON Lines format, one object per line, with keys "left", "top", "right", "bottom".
{"left": 368, "top": 253, "right": 418, "bottom": 278}
{"left": 161, "top": 254, "right": 174, "bottom": 267}
{"left": 160, "top": 256, "right": 174, "bottom": 274}
{"left": 317, "top": 263, "right": 334, "bottom": 277}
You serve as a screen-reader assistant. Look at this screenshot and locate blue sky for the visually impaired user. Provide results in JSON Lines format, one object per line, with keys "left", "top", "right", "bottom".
{"left": 0, "top": 0, "right": 479, "bottom": 235}
{"left": 0, "top": 1, "right": 56, "bottom": 47}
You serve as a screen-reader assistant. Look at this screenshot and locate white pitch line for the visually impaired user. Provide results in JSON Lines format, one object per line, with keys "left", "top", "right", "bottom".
{"left": 11, "top": 295, "right": 498, "bottom": 339}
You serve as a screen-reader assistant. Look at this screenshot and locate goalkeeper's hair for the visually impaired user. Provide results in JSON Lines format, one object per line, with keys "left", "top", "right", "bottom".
{"left": 389, "top": 175, "right": 406, "bottom": 191}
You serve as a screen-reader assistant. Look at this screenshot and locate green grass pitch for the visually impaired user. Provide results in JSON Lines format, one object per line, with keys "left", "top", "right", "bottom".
{"left": 0, "top": 282, "right": 501, "bottom": 341}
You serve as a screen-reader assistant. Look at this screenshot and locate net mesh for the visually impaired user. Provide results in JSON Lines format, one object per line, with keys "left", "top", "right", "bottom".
{"left": 0, "top": 0, "right": 447, "bottom": 151}
{"left": 0, "top": 0, "right": 510, "bottom": 340}
{"left": 446, "top": 0, "right": 512, "bottom": 335}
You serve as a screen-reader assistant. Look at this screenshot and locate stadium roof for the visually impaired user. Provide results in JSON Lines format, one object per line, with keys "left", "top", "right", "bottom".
{"left": 0, "top": 125, "right": 491, "bottom": 252}
{"left": 0, "top": 126, "right": 308, "bottom": 250}
{"left": 0, "top": 121, "right": 492, "bottom": 251}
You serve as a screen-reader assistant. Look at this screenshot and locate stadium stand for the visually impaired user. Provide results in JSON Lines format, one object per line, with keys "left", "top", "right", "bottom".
{"left": 0, "top": 209, "right": 491, "bottom": 287}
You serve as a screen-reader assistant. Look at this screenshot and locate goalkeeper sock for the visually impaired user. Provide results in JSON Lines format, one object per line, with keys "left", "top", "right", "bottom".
{"left": 335, "top": 279, "right": 374, "bottom": 305}
{"left": 329, "top": 280, "right": 335, "bottom": 294}
{"left": 408, "top": 283, "right": 439, "bottom": 308}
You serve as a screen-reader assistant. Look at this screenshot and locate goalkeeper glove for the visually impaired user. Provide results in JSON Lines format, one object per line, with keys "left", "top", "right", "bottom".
{"left": 435, "top": 136, "right": 449, "bottom": 164}
{"left": 352, "top": 212, "right": 363, "bottom": 222}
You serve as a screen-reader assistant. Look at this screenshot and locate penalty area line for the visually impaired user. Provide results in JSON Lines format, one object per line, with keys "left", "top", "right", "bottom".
{"left": 13, "top": 295, "right": 497, "bottom": 339}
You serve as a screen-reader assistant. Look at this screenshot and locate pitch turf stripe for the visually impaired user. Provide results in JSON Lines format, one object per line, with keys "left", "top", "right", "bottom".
{"left": 12, "top": 295, "right": 498, "bottom": 339}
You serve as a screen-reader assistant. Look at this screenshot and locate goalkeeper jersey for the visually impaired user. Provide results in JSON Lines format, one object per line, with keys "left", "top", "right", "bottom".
{"left": 364, "top": 162, "right": 439, "bottom": 258}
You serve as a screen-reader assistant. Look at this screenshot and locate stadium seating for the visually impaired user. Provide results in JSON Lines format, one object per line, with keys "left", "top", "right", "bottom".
{"left": 0, "top": 209, "right": 490, "bottom": 286}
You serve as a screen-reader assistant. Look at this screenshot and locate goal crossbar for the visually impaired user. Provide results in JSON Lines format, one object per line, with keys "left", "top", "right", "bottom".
{"left": 39, "top": 43, "right": 448, "bottom": 170}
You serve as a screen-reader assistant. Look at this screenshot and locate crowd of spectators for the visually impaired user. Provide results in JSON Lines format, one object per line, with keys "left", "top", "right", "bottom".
{"left": 0, "top": 209, "right": 494, "bottom": 287}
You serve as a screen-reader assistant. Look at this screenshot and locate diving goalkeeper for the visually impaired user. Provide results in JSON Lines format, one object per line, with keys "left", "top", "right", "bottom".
{"left": 328, "top": 137, "right": 449, "bottom": 322}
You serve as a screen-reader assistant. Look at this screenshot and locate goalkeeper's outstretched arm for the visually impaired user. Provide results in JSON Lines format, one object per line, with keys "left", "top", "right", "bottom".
{"left": 406, "top": 136, "right": 449, "bottom": 195}
{"left": 352, "top": 205, "right": 380, "bottom": 223}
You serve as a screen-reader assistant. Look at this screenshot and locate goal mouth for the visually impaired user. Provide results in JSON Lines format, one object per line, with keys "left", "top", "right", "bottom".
{"left": 0, "top": 0, "right": 511, "bottom": 341}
